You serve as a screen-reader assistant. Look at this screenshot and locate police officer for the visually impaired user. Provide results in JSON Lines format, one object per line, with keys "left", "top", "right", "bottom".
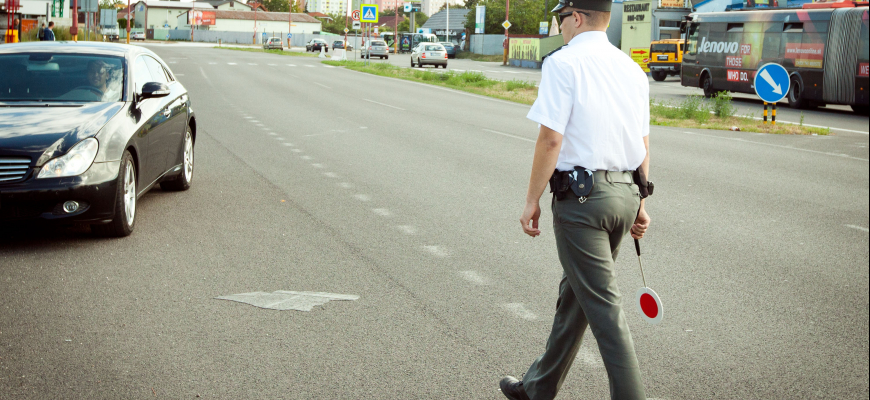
{"left": 499, "top": 0, "right": 651, "bottom": 398}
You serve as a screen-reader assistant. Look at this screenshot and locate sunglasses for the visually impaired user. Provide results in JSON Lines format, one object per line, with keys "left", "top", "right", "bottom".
{"left": 558, "top": 10, "right": 591, "bottom": 24}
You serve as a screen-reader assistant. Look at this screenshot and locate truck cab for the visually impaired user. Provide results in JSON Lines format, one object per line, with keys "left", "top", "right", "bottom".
{"left": 648, "top": 39, "right": 684, "bottom": 81}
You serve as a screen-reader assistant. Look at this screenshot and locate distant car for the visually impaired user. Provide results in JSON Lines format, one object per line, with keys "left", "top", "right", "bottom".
{"left": 263, "top": 37, "right": 283, "bottom": 50}
{"left": 306, "top": 39, "right": 329, "bottom": 52}
{"left": 362, "top": 40, "right": 389, "bottom": 59}
{"left": 440, "top": 42, "right": 457, "bottom": 59}
{"left": 410, "top": 42, "right": 447, "bottom": 68}
{"left": 131, "top": 31, "right": 145, "bottom": 41}
{"left": 332, "top": 40, "right": 352, "bottom": 50}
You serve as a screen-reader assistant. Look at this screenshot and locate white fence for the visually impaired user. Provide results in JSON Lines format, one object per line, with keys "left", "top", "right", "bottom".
{"left": 469, "top": 34, "right": 505, "bottom": 56}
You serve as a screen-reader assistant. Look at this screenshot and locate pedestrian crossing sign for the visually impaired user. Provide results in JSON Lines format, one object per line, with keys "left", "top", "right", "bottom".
{"left": 360, "top": 4, "right": 379, "bottom": 23}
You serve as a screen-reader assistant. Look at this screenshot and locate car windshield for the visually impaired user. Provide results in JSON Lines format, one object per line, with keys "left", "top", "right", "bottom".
{"left": 651, "top": 43, "right": 677, "bottom": 52}
{"left": 334, "top": 41, "right": 342, "bottom": 44}
{"left": 425, "top": 45, "right": 443, "bottom": 51}
{"left": 440, "top": 42, "right": 453, "bottom": 47}
{"left": 0, "top": 53, "right": 125, "bottom": 102}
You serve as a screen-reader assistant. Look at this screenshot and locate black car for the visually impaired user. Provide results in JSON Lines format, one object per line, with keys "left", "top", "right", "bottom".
{"left": 305, "top": 39, "right": 329, "bottom": 52}
{"left": 0, "top": 42, "right": 197, "bottom": 237}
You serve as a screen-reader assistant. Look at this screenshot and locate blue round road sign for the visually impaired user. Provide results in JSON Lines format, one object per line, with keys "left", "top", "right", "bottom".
{"left": 754, "top": 63, "right": 790, "bottom": 103}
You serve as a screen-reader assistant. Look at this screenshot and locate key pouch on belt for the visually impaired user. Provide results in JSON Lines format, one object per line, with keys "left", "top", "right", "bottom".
{"left": 570, "top": 167, "right": 594, "bottom": 198}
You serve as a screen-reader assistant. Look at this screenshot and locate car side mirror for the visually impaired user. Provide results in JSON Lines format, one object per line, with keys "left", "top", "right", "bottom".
{"left": 138, "top": 82, "right": 170, "bottom": 101}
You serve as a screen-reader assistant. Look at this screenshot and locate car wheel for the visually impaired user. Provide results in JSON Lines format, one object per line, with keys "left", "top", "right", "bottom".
{"left": 701, "top": 73, "right": 716, "bottom": 98}
{"left": 651, "top": 71, "right": 667, "bottom": 81}
{"left": 161, "top": 127, "right": 194, "bottom": 192}
{"left": 92, "top": 150, "right": 136, "bottom": 238}
{"left": 385, "top": 56, "right": 389, "bottom": 60}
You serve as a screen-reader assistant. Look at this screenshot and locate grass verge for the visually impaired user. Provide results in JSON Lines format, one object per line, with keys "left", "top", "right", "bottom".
{"left": 215, "top": 46, "right": 322, "bottom": 57}
{"left": 323, "top": 60, "right": 830, "bottom": 135}
{"left": 455, "top": 51, "right": 505, "bottom": 62}
{"left": 322, "top": 60, "right": 538, "bottom": 104}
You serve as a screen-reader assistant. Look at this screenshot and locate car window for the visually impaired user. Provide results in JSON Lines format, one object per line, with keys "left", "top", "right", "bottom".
{"left": 372, "top": 41, "right": 386, "bottom": 46}
{"left": 425, "top": 45, "right": 443, "bottom": 51}
{"left": 0, "top": 53, "right": 125, "bottom": 102}
{"left": 143, "top": 56, "right": 169, "bottom": 84}
{"left": 133, "top": 56, "right": 153, "bottom": 94}
{"left": 441, "top": 42, "right": 453, "bottom": 47}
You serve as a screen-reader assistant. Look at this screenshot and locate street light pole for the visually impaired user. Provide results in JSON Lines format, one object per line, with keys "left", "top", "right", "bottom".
{"left": 503, "top": 0, "right": 509, "bottom": 65}
{"left": 190, "top": 0, "right": 195, "bottom": 42}
{"left": 126, "top": 0, "right": 130, "bottom": 43}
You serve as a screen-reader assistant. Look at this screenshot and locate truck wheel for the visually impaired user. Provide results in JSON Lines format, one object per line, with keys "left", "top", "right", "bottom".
{"left": 852, "top": 105, "right": 869, "bottom": 115}
{"left": 702, "top": 73, "right": 716, "bottom": 98}
{"left": 652, "top": 71, "right": 667, "bottom": 82}
{"left": 788, "top": 77, "right": 809, "bottom": 109}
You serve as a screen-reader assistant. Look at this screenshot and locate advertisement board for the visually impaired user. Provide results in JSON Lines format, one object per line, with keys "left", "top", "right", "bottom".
{"left": 189, "top": 10, "right": 216, "bottom": 26}
{"left": 475, "top": 5, "right": 485, "bottom": 34}
{"left": 660, "top": 0, "right": 685, "bottom": 7}
{"left": 630, "top": 48, "right": 651, "bottom": 72}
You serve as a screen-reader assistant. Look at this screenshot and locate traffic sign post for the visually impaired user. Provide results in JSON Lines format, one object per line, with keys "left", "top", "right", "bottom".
{"left": 754, "top": 63, "right": 790, "bottom": 125}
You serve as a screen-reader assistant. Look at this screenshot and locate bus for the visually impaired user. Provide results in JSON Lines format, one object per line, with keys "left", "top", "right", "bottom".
{"left": 680, "top": 5, "right": 869, "bottom": 113}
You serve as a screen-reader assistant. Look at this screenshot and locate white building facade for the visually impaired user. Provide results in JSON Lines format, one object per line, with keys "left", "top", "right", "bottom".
{"left": 305, "top": 0, "right": 348, "bottom": 16}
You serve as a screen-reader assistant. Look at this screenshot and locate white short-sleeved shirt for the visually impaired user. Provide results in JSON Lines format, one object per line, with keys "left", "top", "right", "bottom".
{"left": 527, "top": 31, "right": 649, "bottom": 172}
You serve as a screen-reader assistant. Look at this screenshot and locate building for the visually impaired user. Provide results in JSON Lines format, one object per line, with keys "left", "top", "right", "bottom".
{"left": 306, "top": 0, "right": 347, "bottom": 15}
{"left": 421, "top": 0, "right": 462, "bottom": 16}
{"left": 620, "top": 0, "right": 691, "bottom": 71}
{"left": 131, "top": 0, "right": 215, "bottom": 29}
{"left": 177, "top": 9, "right": 321, "bottom": 33}
{"left": 420, "top": 8, "right": 467, "bottom": 42}
{"left": 194, "top": 0, "right": 254, "bottom": 11}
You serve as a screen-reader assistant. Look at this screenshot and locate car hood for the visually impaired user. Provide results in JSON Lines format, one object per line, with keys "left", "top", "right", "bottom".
{"left": 0, "top": 102, "right": 124, "bottom": 165}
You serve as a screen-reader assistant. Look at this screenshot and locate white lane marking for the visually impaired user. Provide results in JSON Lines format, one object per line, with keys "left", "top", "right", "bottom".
{"left": 267, "top": 132, "right": 277, "bottom": 136}
{"left": 323, "top": 172, "right": 339, "bottom": 178}
{"left": 175, "top": 73, "right": 185, "bottom": 76}
{"left": 422, "top": 245, "right": 449, "bottom": 257}
{"left": 323, "top": 65, "right": 336, "bottom": 68}
{"left": 215, "top": 290, "right": 358, "bottom": 312}
{"left": 353, "top": 194, "right": 371, "bottom": 201}
{"left": 287, "top": 64, "right": 296, "bottom": 67}
{"left": 168, "top": 61, "right": 177, "bottom": 64}
{"left": 396, "top": 225, "right": 416, "bottom": 235}
{"left": 228, "top": 62, "right": 237, "bottom": 65}
{"left": 282, "top": 143, "right": 294, "bottom": 146}
{"left": 274, "top": 137, "right": 284, "bottom": 141}
{"left": 243, "top": 116, "right": 253, "bottom": 119}
{"left": 256, "top": 123, "right": 265, "bottom": 127}
{"left": 575, "top": 346, "right": 604, "bottom": 368}
{"left": 459, "top": 270, "right": 488, "bottom": 285}
{"left": 681, "top": 131, "right": 869, "bottom": 162}
{"left": 363, "top": 98, "right": 405, "bottom": 110}
{"left": 482, "top": 128, "right": 535, "bottom": 143}
{"left": 311, "top": 163, "right": 325, "bottom": 168}
{"left": 291, "top": 149, "right": 303, "bottom": 153}
{"left": 304, "top": 65, "right": 315, "bottom": 67}
{"left": 846, "top": 225, "right": 869, "bottom": 232}
{"left": 313, "top": 82, "right": 331, "bottom": 89}
{"left": 372, "top": 208, "right": 392, "bottom": 217}
{"left": 338, "top": 182, "right": 353, "bottom": 188}
{"left": 250, "top": 120, "right": 260, "bottom": 123}
{"left": 199, "top": 67, "right": 210, "bottom": 81}
{"left": 502, "top": 303, "right": 537, "bottom": 321}
{"left": 359, "top": 126, "right": 368, "bottom": 129}
{"left": 300, "top": 155, "right": 313, "bottom": 160}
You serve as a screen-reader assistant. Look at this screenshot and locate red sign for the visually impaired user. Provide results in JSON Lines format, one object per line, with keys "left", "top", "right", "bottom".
{"left": 725, "top": 56, "right": 742, "bottom": 68}
{"left": 785, "top": 43, "right": 824, "bottom": 59}
{"left": 739, "top": 43, "right": 751, "bottom": 55}
{"left": 189, "top": 10, "right": 216, "bottom": 26}
{"left": 351, "top": 10, "right": 360, "bottom": 21}
{"left": 727, "top": 69, "right": 750, "bottom": 82}
{"left": 859, "top": 63, "right": 869, "bottom": 77}
{"left": 636, "top": 287, "right": 663, "bottom": 324}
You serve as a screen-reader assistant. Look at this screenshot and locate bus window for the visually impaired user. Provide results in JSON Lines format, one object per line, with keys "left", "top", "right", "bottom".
{"left": 762, "top": 22, "right": 782, "bottom": 61}
{"left": 781, "top": 23, "right": 804, "bottom": 68}
{"left": 687, "top": 23, "right": 701, "bottom": 55}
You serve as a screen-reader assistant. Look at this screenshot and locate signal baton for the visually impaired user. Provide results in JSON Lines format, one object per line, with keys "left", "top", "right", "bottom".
{"left": 634, "top": 238, "right": 663, "bottom": 325}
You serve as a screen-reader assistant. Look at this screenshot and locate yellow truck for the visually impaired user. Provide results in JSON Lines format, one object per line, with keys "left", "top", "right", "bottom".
{"left": 648, "top": 39, "right": 683, "bottom": 81}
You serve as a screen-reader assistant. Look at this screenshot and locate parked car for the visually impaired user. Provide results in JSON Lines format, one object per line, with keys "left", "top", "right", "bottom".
{"left": 362, "top": 40, "right": 389, "bottom": 59}
{"left": 306, "top": 39, "right": 329, "bottom": 52}
{"left": 410, "top": 42, "right": 447, "bottom": 68}
{"left": 440, "top": 42, "right": 457, "bottom": 59}
{"left": 263, "top": 37, "right": 283, "bottom": 50}
{"left": 332, "top": 40, "right": 352, "bottom": 50}
{"left": 0, "top": 42, "right": 197, "bottom": 237}
{"left": 131, "top": 31, "right": 145, "bottom": 41}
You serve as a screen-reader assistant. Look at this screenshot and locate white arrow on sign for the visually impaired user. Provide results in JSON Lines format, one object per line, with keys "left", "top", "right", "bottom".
{"left": 759, "top": 68, "right": 782, "bottom": 95}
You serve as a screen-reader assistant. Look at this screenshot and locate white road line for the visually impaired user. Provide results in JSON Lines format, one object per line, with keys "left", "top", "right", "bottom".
{"left": 301, "top": 155, "right": 313, "bottom": 160}
{"left": 228, "top": 62, "right": 237, "bottom": 65}
{"left": 287, "top": 64, "right": 297, "bottom": 67}
{"left": 396, "top": 225, "right": 416, "bottom": 234}
{"left": 482, "top": 128, "right": 535, "bottom": 143}
{"left": 459, "top": 270, "right": 488, "bottom": 285}
{"left": 338, "top": 182, "right": 352, "bottom": 188}
{"left": 353, "top": 194, "right": 371, "bottom": 201}
{"left": 313, "top": 82, "right": 331, "bottom": 89}
{"left": 199, "top": 67, "right": 209, "bottom": 81}
{"left": 372, "top": 208, "right": 391, "bottom": 217}
{"left": 175, "top": 73, "right": 185, "bottom": 76}
{"left": 311, "top": 163, "right": 325, "bottom": 168}
{"left": 503, "top": 303, "right": 537, "bottom": 321}
{"left": 304, "top": 65, "right": 315, "bottom": 67}
{"left": 243, "top": 116, "right": 252, "bottom": 119}
{"left": 168, "top": 61, "right": 177, "bottom": 64}
{"left": 846, "top": 224, "right": 869, "bottom": 232}
{"left": 274, "top": 137, "right": 284, "bottom": 141}
{"left": 267, "top": 132, "right": 277, "bottom": 136}
{"left": 363, "top": 99, "right": 405, "bottom": 110}
{"left": 323, "top": 65, "right": 336, "bottom": 68}
{"left": 575, "top": 346, "right": 604, "bottom": 368}
{"left": 359, "top": 126, "right": 368, "bottom": 129}
{"left": 282, "top": 142, "right": 294, "bottom": 146}
{"left": 291, "top": 149, "right": 302, "bottom": 153}
{"left": 323, "top": 172, "right": 339, "bottom": 178}
{"left": 681, "top": 131, "right": 869, "bottom": 162}
{"left": 422, "top": 245, "right": 449, "bottom": 257}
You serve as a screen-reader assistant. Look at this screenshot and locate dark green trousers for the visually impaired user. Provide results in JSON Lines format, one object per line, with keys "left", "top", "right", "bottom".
{"left": 523, "top": 177, "right": 646, "bottom": 400}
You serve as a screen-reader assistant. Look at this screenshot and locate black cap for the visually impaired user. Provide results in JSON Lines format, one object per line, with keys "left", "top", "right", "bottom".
{"left": 551, "top": 0, "right": 613, "bottom": 13}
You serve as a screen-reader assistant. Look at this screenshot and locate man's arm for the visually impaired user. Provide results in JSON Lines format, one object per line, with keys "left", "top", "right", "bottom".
{"left": 631, "top": 136, "right": 650, "bottom": 239}
{"left": 520, "top": 125, "right": 563, "bottom": 237}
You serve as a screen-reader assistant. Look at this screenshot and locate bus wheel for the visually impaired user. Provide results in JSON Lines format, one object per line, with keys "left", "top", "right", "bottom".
{"left": 852, "top": 105, "right": 870, "bottom": 115}
{"left": 788, "top": 77, "right": 808, "bottom": 109}
{"left": 702, "top": 73, "right": 716, "bottom": 98}
{"left": 652, "top": 71, "right": 667, "bottom": 82}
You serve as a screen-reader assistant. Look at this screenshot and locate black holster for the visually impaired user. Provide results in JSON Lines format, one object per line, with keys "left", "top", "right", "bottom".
{"left": 549, "top": 170, "right": 572, "bottom": 200}
{"left": 632, "top": 166, "right": 655, "bottom": 199}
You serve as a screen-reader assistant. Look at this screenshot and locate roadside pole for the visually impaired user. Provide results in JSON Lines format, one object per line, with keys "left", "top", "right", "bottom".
{"left": 126, "top": 0, "right": 130, "bottom": 44}
{"left": 503, "top": 0, "right": 510, "bottom": 65}
{"left": 71, "top": 0, "right": 78, "bottom": 42}
{"left": 288, "top": 0, "right": 292, "bottom": 48}
{"left": 253, "top": 3, "right": 257, "bottom": 45}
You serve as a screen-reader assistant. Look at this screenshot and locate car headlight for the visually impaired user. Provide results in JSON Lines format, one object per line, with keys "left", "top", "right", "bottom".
{"left": 37, "top": 138, "right": 99, "bottom": 179}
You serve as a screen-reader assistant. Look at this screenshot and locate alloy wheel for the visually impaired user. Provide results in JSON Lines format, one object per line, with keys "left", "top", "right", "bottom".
{"left": 123, "top": 160, "right": 136, "bottom": 226}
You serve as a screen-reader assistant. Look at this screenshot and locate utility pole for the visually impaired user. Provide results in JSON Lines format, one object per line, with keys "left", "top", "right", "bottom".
{"left": 253, "top": 2, "right": 258, "bottom": 45}
{"left": 446, "top": 0, "right": 449, "bottom": 43}
{"left": 126, "top": 0, "right": 130, "bottom": 43}
{"left": 503, "top": 0, "right": 509, "bottom": 65}
{"left": 289, "top": 0, "right": 293, "bottom": 48}
{"left": 344, "top": 0, "right": 349, "bottom": 51}
{"left": 71, "top": 0, "right": 79, "bottom": 41}
{"left": 190, "top": 0, "right": 195, "bottom": 42}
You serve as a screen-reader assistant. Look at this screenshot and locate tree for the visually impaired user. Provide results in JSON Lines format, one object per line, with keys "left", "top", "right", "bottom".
{"left": 99, "top": 0, "right": 123, "bottom": 9}
{"left": 261, "top": 0, "right": 289, "bottom": 12}
{"left": 382, "top": 8, "right": 396, "bottom": 16}
{"left": 463, "top": 0, "right": 549, "bottom": 35}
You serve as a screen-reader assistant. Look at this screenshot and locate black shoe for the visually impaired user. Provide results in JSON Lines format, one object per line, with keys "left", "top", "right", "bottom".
{"left": 499, "top": 376, "right": 531, "bottom": 400}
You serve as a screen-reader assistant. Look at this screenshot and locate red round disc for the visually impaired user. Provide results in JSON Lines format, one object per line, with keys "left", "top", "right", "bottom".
{"left": 640, "top": 293, "right": 658, "bottom": 318}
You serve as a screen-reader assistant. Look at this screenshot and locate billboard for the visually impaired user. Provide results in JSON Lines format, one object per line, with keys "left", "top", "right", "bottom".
{"left": 475, "top": 5, "right": 485, "bottom": 34}
{"left": 189, "top": 10, "right": 216, "bottom": 26}
{"left": 660, "top": 0, "right": 685, "bottom": 7}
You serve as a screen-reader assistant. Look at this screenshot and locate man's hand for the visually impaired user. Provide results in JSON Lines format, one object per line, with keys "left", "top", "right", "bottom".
{"left": 631, "top": 207, "right": 650, "bottom": 239}
{"left": 520, "top": 202, "right": 542, "bottom": 237}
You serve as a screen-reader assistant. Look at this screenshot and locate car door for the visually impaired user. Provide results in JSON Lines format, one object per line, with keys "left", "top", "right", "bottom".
{"left": 132, "top": 55, "right": 172, "bottom": 187}
{"left": 144, "top": 55, "right": 186, "bottom": 173}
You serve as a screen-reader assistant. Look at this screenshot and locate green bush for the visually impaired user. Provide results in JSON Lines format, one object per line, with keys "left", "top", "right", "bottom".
{"left": 678, "top": 95, "right": 711, "bottom": 123}
{"left": 713, "top": 91, "right": 736, "bottom": 118}
{"left": 505, "top": 79, "right": 536, "bottom": 91}
{"left": 458, "top": 71, "right": 487, "bottom": 83}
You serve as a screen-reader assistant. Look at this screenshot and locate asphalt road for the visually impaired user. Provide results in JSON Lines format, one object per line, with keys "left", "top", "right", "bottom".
{"left": 0, "top": 44, "right": 867, "bottom": 399}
